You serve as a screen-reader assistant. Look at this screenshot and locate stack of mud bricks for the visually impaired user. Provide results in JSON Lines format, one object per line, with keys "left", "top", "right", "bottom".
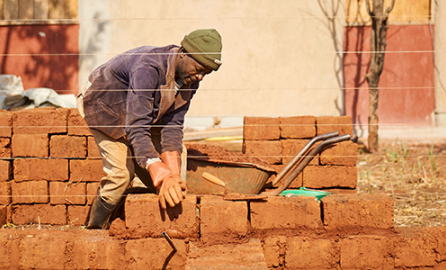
{"left": 0, "top": 107, "right": 105, "bottom": 226}
{"left": 243, "top": 116, "right": 357, "bottom": 192}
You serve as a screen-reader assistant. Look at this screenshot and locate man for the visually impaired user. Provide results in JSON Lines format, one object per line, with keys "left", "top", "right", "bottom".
{"left": 77, "top": 29, "right": 223, "bottom": 229}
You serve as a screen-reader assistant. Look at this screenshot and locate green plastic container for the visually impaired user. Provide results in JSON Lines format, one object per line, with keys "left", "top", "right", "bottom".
{"left": 279, "top": 187, "right": 331, "bottom": 201}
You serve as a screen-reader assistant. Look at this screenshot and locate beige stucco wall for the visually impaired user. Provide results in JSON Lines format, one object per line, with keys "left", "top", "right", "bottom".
{"left": 79, "top": 0, "right": 346, "bottom": 123}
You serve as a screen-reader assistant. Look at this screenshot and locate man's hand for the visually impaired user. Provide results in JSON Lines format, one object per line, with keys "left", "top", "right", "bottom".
{"left": 158, "top": 174, "right": 187, "bottom": 209}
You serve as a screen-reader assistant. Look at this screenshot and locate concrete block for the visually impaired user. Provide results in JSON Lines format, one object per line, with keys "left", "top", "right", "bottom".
{"left": 286, "top": 237, "right": 340, "bottom": 269}
{"left": 49, "top": 181, "right": 86, "bottom": 205}
{"left": 11, "top": 180, "right": 48, "bottom": 204}
{"left": 12, "top": 134, "right": 48, "bottom": 157}
{"left": 250, "top": 196, "right": 323, "bottom": 230}
{"left": 200, "top": 196, "right": 248, "bottom": 237}
{"left": 14, "top": 158, "right": 68, "bottom": 182}
{"left": 125, "top": 194, "right": 198, "bottom": 238}
{"left": 244, "top": 117, "right": 280, "bottom": 140}
{"left": 322, "top": 194, "right": 394, "bottom": 229}
{"left": 70, "top": 159, "right": 105, "bottom": 182}
{"left": 50, "top": 135, "right": 87, "bottom": 158}
{"left": 280, "top": 116, "right": 316, "bottom": 139}
{"left": 303, "top": 165, "right": 357, "bottom": 189}
{"left": 243, "top": 140, "right": 282, "bottom": 164}
{"left": 13, "top": 204, "right": 66, "bottom": 225}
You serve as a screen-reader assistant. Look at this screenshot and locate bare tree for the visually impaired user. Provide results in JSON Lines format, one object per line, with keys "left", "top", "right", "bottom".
{"left": 365, "top": 0, "right": 395, "bottom": 152}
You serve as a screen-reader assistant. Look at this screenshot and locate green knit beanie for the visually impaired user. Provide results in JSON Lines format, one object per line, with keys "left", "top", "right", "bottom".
{"left": 181, "top": 29, "right": 222, "bottom": 71}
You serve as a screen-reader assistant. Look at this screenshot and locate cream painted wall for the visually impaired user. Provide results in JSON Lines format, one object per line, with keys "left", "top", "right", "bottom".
{"left": 79, "top": 0, "right": 346, "bottom": 124}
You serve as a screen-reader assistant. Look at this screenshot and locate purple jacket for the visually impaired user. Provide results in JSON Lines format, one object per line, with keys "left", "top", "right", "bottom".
{"left": 82, "top": 45, "right": 198, "bottom": 167}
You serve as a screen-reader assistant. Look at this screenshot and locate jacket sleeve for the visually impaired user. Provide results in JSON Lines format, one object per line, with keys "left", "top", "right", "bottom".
{"left": 125, "top": 67, "right": 160, "bottom": 167}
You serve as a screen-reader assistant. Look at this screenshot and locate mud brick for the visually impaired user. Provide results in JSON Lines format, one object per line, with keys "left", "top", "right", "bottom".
{"left": 0, "top": 182, "right": 11, "bottom": 205}
{"left": 0, "top": 137, "right": 11, "bottom": 158}
{"left": 0, "top": 110, "right": 13, "bottom": 137}
{"left": 303, "top": 165, "right": 357, "bottom": 189}
{"left": 14, "top": 158, "right": 68, "bottom": 181}
{"left": 394, "top": 229, "right": 437, "bottom": 268}
{"left": 281, "top": 139, "right": 318, "bottom": 165}
{"left": 267, "top": 164, "right": 303, "bottom": 188}
{"left": 322, "top": 194, "right": 394, "bottom": 229}
{"left": 13, "top": 204, "right": 66, "bottom": 225}
{"left": 67, "top": 205, "right": 90, "bottom": 226}
{"left": 340, "top": 235, "right": 394, "bottom": 269}
{"left": 0, "top": 231, "right": 21, "bottom": 269}
{"left": 280, "top": 116, "right": 316, "bottom": 139}
{"left": 200, "top": 196, "right": 248, "bottom": 237}
{"left": 69, "top": 233, "right": 126, "bottom": 269}
{"left": 286, "top": 237, "right": 340, "bottom": 269}
{"left": 125, "top": 238, "right": 187, "bottom": 270}
{"left": 243, "top": 117, "right": 280, "bottom": 140}
{"left": 11, "top": 180, "right": 48, "bottom": 204}
{"left": 125, "top": 194, "right": 198, "bottom": 238}
{"left": 323, "top": 188, "right": 357, "bottom": 194}
{"left": 19, "top": 233, "right": 69, "bottom": 269}
{"left": 13, "top": 107, "right": 69, "bottom": 134}
{"left": 12, "top": 134, "right": 48, "bottom": 157}
{"left": 70, "top": 159, "right": 105, "bottom": 182}
{"left": 425, "top": 226, "right": 446, "bottom": 261}
{"left": 250, "top": 196, "right": 322, "bottom": 230}
{"left": 67, "top": 108, "right": 92, "bottom": 136}
{"left": 0, "top": 205, "right": 6, "bottom": 226}
{"left": 50, "top": 135, "right": 87, "bottom": 158}
{"left": 50, "top": 182, "right": 86, "bottom": 205}
{"left": 86, "top": 182, "right": 100, "bottom": 205}
{"left": 243, "top": 140, "right": 282, "bottom": 164}
{"left": 320, "top": 140, "right": 357, "bottom": 166}
{"left": 316, "top": 116, "right": 353, "bottom": 136}
{"left": 263, "top": 236, "right": 287, "bottom": 268}
{"left": 88, "top": 136, "right": 101, "bottom": 159}
{"left": 0, "top": 160, "right": 10, "bottom": 181}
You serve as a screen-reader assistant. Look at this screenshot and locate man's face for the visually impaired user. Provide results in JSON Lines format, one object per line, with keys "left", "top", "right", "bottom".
{"left": 176, "top": 52, "right": 213, "bottom": 87}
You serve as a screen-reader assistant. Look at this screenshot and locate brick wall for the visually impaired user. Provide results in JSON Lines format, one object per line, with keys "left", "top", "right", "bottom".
{"left": 0, "top": 107, "right": 103, "bottom": 226}
{"left": 243, "top": 116, "right": 357, "bottom": 191}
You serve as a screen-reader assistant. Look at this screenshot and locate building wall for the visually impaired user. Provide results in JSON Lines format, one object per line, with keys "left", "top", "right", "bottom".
{"left": 78, "top": 0, "right": 346, "bottom": 122}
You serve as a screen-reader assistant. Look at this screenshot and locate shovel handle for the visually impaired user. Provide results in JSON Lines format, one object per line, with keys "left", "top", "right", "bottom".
{"left": 202, "top": 172, "right": 226, "bottom": 187}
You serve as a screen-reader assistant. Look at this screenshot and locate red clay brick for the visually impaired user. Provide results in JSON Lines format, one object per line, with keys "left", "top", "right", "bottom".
{"left": 67, "top": 205, "right": 90, "bottom": 226}
{"left": 0, "top": 137, "right": 11, "bottom": 158}
{"left": 244, "top": 117, "right": 280, "bottom": 140}
{"left": 303, "top": 165, "right": 357, "bottom": 189}
{"left": 13, "top": 204, "right": 66, "bottom": 225}
{"left": 69, "top": 233, "right": 126, "bottom": 269}
{"left": 125, "top": 194, "right": 198, "bottom": 238}
{"left": 11, "top": 180, "right": 48, "bottom": 204}
{"left": 14, "top": 158, "right": 68, "bottom": 182}
{"left": 0, "top": 205, "right": 6, "bottom": 227}
{"left": 125, "top": 238, "right": 187, "bottom": 270}
{"left": 316, "top": 116, "right": 353, "bottom": 136}
{"left": 0, "top": 110, "right": 13, "bottom": 137}
{"left": 250, "top": 196, "right": 322, "bottom": 230}
{"left": 86, "top": 182, "right": 100, "bottom": 205}
{"left": 263, "top": 236, "right": 287, "bottom": 268}
{"left": 11, "top": 134, "right": 48, "bottom": 157}
{"left": 50, "top": 135, "right": 87, "bottom": 158}
{"left": 286, "top": 237, "right": 340, "bottom": 269}
{"left": 50, "top": 181, "right": 86, "bottom": 205}
{"left": 243, "top": 140, "right": 282, "bottom": 164}
{"left": 0, "top": 181, "right": 11, "bottom": 205}
{"left": 280, "top": 116, "right": 316, "bottom": 139}
{"left": 88, "top": 136, "right": 101, "bottom": 159}
{"left": 19, "top": 233, "right": 68, "bottom": 269}
{"left": 67, "top": 108, "right": 92, "bottom": 136}
{"left": 394, "top": 228, "right": 437, "bottom": 268}
{"left": 322, "top": 194, "right": 394, "bottom": 230}
{"left": 320, "top": 140, "right": 357, "bottom": 166}
{"left": 340, "top": 235, "right": 394, "bottom": 269}
{"left": 281, "top": 139, "right": 318, "bottom": 165}
{"left": 70, "top": 159, "right": 105, "bottom": 182}
{"left": 200, "top": 196, "right": 248, "bottom": 237}
{"left": 13, "top": 107, "right": 69, "bottom": 134}
{"left": 0, "top": 160, "right": 10, "bottom": 181}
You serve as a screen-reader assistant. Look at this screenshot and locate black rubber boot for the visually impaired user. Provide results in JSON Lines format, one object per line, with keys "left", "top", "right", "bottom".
{"left": 86, "top": 192, "right": 116, "bottom": 229}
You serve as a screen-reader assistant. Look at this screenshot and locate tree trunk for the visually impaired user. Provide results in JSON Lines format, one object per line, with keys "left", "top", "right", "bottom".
{"left": 365, "top": 0, "right": 395, "bottom": 152}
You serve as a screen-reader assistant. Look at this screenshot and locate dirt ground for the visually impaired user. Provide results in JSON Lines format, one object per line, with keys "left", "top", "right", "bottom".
{"left": 356, "top": 138, "right": 446, "bottom": 228}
